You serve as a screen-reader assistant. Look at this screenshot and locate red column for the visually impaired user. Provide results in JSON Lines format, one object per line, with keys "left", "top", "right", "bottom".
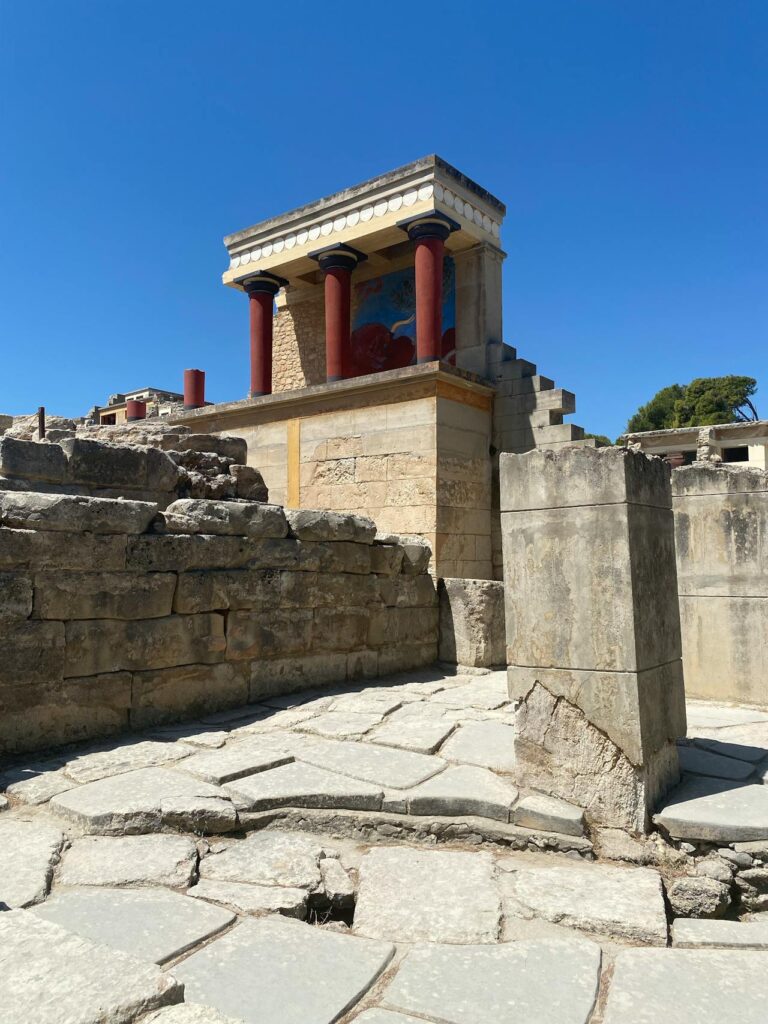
{"left": 183, "top": 369, "right": 205, "bottom": 409}
{"left": 244, "top": 274, "right": 285, "bottom": 398}
{"left": 126, "top": 399, "right": 146, "bottom": 421}
{"left": 310, "top": 245, "right": 367, "bottom": 384}
{"left": 414, "top": 235, "right": 445, "bottom": 363}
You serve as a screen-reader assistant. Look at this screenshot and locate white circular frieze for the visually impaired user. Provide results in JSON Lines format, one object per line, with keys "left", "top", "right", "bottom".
{"left": 388, "top": 194, "right": 403, "bottom": 212}
{"left": 309, "top": 225, "right": 321, "bottom": 241}
{"left": 373, "top": 200, "right": 388, "bottom": 217}
{"left": 285, "top": 234, "right": 296, "bottom": 249}
{"left": 347, "top": 210, "right": 360, "bottom": 227}
{"left": 333, "top": 216, "right": 346, "bottom": 231}
{"left": 321, "top": 221, "right": 333, "bottom": 236}
{"left": 417, "top": 184, "right": 434, "bottom": 201}
{"left": 262, "top": 243, "right": 273, "bottom": 258}
{"left": 231, "top": 256, "right": 241, "bottom": 268}
{"left": 273, "top": 238, "right": 284, "bottom": 253}
{"left": 360, "top": 205, "right": 373, "bottom": 221}
{"left": 403, "top": 189, "right": 418, "bottom": 206}
{"left": 297, "top": 229, "right": 309, "bottom": 245}
{"left": 241, "top": 251, "right": 251, "bottom": 265}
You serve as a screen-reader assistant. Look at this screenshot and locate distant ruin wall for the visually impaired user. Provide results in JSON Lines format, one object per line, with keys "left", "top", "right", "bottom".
{"left": 673, "top": 463, "right": 768, "bottom": 706}
{"left": 0, "top": 489, "right": 438, "bottom": 757}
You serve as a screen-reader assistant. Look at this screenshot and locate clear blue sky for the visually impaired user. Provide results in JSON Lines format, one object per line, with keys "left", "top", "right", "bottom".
{"left": 1, "top": 1, "right": 766, "bottom": 440}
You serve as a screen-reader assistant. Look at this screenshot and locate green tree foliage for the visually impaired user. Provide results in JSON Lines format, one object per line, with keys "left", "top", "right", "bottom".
{"left": 585, "top": 433, "right": 614, "bottom": 447}
{"left": 626, "top": 377, "right": 759, "bottom": 432}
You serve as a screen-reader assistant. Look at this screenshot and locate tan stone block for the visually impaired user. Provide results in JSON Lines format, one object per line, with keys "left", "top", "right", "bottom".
{"left": 33, "top": 572, "right": 176, "bottom": 621}
{"left": 313, "top": 608, "right": 369, "bottom": 652}
{"left": 347, "top": 649, "right": 379, "bottom": 680}
{"left": 377, "top": 641, "right": 437, "bottom": 675}
{"left": 174, "top": 569, "right": 280, "bottom": 614}
{"left": 370, "top": 544, "right": 404, "bottom": 576}
{"left": 437, "top": 425, "right": 487, "bottom": 458}
{"left": 355, "top": 456, "right": 388, "bottom": 483}
{"left": 387, "top": 452, "right": 436, "bottom": 479}
{"left": 354, "top": 481, "right": 388, "bottom": 508}
{"left": 130, "top": 662, "right": 250, "bottom": 728}
{"left": 0, "top": 528, "right": 126, "bottom": 571}
{"left": 0, "top": 620, "right": 65, "bottom": 685}
{"left": 325, "top": 435, "right": 363, "bottom": 459}
{"left": 437, "top": 479, "right": 491, "bottom": 509}
{"left": 249, "top": 653, "right": 348, "bottom": 701}
{"left": 368, "top": 606, "right": 439, "bottom": 646}
{"left": 64, "top": 614, "right": 225, "bottom": 677}
{"left": 278, "top": 571, "right": 379, "bottom": 609}
{"left": 362, "top": 425, "right": 436, "bottom": 456}
{"left": 0, "top": 572, "right": 33, "bottom": 619}
{"left": 227, "top": 608, "right": 313, "bottom": 660}
{"left": 378, "top": 575, "right": 438, "bottom": 608}
{"left": 385, "top": 479, "right": 435, "bottom": 507}
{"left": 126, "top": 535, "right": 258, "bottom": 572}
{"left": 385, "top": 398, "right": 435, "bottom": 429}
{"left": 307, "top": 459, "right": 356, "bottom": 487}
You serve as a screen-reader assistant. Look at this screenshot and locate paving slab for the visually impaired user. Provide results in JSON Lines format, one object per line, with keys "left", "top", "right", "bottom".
{"left": 177, "top": 735, "right": 294, "bottom": 784}
{"left": 329, "top": 694, "right": 403, "bottom": 716}
{"left": 691, "top": 733, "right": 768, "bottom": 764}
{"left": 603, "top": 948, "right": 768, "bottom": 1024}
{"left": 198, "top": 831, "right": 326, "bottom": 889}
{"left": 224, "top": 762, "right": 383, "bottom": 812}
{"left": 354, "top": 846, "right": 501, "bottom": 944}
{"left": 368, "top": 716, "right": 456, "bottom": 754}
{"left": 143, "top": 1006, "right": 242, "bottom": 1024}
{"left": 62, "top": 740, "right": 195, "bottom": 784}
{"left": 655, "top": 777, "right": 768, "bottom": 842}
{"left": 58, "top": 834, "right": 198, "bottom": 888}
{"left": 672, "top": 918, "right": 768, "bottom": 948}
{"left": 500, "top": 860, "right": 668, "bottom": 945}
{"left": 0, "top": 818, "right": 64, "bottom": 908}
{"left": 31, "top": 886, "right": 234, "bottom": 964}
{"left": 295, "top": 711, "right": 385, "bottom": 739}
{"left": 174, "top": 916, "right": 394, "bottom": 1024}
{"left": 0, "top": 909, "right": 182, "bottom": 1024}
{"left": 381, "top": 939, "right": 601, "bottom": 1024}
{"left": 439, "top": 720, "right": 517, "bottom": 773}
{"left": 50, "top": 767, "right": 237, "bottom": 834}
{"left": 406, "top": 764, "right": 518, "bottom": 821}
{"left": 677, "top": 743, "right": 757, "bottom": 780}
{"left": 1, "top": 765, "right": 74, "bottom": 805}
{"left": 431, "top": 677, "right": 510, "bottom": 710}
{"left": 147, "top": 725, "right": 230, "bottom": 748}
{"left": 354, "top": 1012, "right": 424, "bottom": 1024}
{"left": 319, "top": 856, "right": 354, "bottom": 906}
{"left": 189, "top": 878, "right": 308, "bottom": 918}
{"left": 686, "top": 702, "right": 768, "bottom": 730}
{"left": 291, "top": 735, "right": 446, "bottom": 788}
{"left": 513, "top": 793, "right": 585, "bottom": 836}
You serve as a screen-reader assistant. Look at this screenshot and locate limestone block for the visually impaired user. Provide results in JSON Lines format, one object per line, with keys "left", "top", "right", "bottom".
{"left": 175, "top": 569, "right": 280, "bottom": 614}
{"left": 370, "top": 543, "right": 404, "bottom": 575}
{"left": 0, "top": 529, "right": 127, "bottom": 571}
{"left": 667, "top": 876, "right": 731, "bottom": 918}
{"left": 248, "top": 653, "right": 348, "bottom": 700}
{"left": 377, "top": 641, "right": 437, "bottom": 675}
{"left": 131, "top": 662, "right": 250, "bottom": 727}
{"left": 378, "top": 574, "right": 437, "bottom": 608}
{"left": 313, "top": 608, "right": 370, "bottom": 652}
{"left": 279, "top": 570, "right": 379, "bottom": 610}
{"left": 0, "top": 435, "right": 67, "bottom": 482}
{"left": 395, "top": 535, "right": 432, "bottom": 575}
{"left": 227, "top": 608, "right": 312, "bottom": 661}
{"left": 0, "top": 490, "right": 157, "bottom": 534}
{"left": 127, "top": 534, "right": 258, "bottom": 571}
{"left": 164, "top": 499, "right": 288, "bottom": 538}
{"left": 438, "top": 577, "right": 505, "bottom": 667}
{"left": 249, "top": 538, "right": 372, "bottom": 575}
{"left": 229, "top": 464, "right": 269, "bottom": 502}
{"left": 33, "top": 570, "right": 176, "bottom": 619}
{"left": 0, "top": 818, "right": 65, "bottom": 907}
{"left": 0, "top": 619, "right": 64, "bottom": 685}
{"left": 176, "top": 433, "right": 248, "bottom": 463}
{"left": 286, "top": 508, "right": 376, "bottom": 544}
{"left": 0, "top": 571, "right": 32, "bottom": 618}
{"left": 513, "top": 793, "right": 585, "bottom": 836}
{"left": 190, "top": 879, "right": 308, "bottom": 918}
{"left": 368, "top": 606, "right": 439, "bottom": 647}
{"left": 64, "top": 613, "right": 226, "bottom": 677}
{"left": 59, "top": 834, "right": 198, "bottom": 888}
{"left": 61, "top": 437, "right": 149, "bottom": 488}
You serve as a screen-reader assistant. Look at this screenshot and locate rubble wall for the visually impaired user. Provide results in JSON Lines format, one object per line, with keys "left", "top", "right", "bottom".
{"left": 673, "top": 463, "right": 768, "bottom": 706}
{"left": 0, "top": 485, "right": 438, "bottom": 758}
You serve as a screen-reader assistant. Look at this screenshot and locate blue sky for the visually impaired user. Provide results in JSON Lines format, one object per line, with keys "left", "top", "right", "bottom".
{"left": 1, "top": 1, "right": 766, "bottom": 439}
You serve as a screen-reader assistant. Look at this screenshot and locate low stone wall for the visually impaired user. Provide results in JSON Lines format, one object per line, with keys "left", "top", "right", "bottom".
{"left": 0, "top": 495, "right": 438, "bottom": 756}
{"left": 673, "top": 463, "right": 768, "bottom": 706}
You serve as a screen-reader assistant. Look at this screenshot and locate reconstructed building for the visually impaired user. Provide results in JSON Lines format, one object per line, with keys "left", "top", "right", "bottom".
{"left": 174, "top": 156, "right": 592, "bottom": 579}
{"left": 624, "top": 419, "right": 768, "bottom": 468}
{"left": 91, "top": 386, "right": 185, "bottom": 425}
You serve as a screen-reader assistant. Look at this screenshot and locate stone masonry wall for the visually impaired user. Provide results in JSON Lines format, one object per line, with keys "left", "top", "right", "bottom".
{"left": 673, "top": 463, "right": 768, "bottom": 706}
{"left": 0, "top": 482, "right": 438, "bottom": 757}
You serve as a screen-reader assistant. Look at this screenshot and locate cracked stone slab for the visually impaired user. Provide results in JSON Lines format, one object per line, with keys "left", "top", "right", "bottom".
{"left": 50, "top": 767, "right": 237, "bottom": 834}
{"left": 58, "top": 834, "right": 198, "bottom": 888}
{"left": 655, "top": 777, "right": 768, "bottom": 842}
{"left": 439, "top": 720, "right": 517, "bottom": 772}
{"left": 431, "top": 676, "right": 510, "bottom": 710}
{"left": 174, "top": 916, "right": 394, "bottom": 1024}
{"left": 407, "top": 764, "right": 518, "bottom": 821}
{"left": 61, "top": 739, "right": 195, "bottom": 784}
{"left": 355, "top": 1013, "right": 425, "bottom": 1024}
{"left": 513, "top": 793, "right": 585, "bottom": 837}
{"left": 0, "top": 818, "right": 64, "bottom": 908}
{"left": 691, "top": 734, "right": 768, "bottom": 764}
{"left": 295, "top": 711, "right": 385, "bottom": 739}
{"left": 199, "top": 831, "right": 327, "bottom": 889}
{"left": 673, "top": 918, "right": 768, "bottom": 948}
{"left": 143, "top": 1006, "right": 243, "bottom": 1024}
{"left": 369, "top": 716, "right": 456, "bottom": 754}
{"left": 603, "top": 948, "right": 768, "bottom": 1024}
{"left": 31, "top": 886, "right": 234, "bottom": 964}
{"left": 320, "top": 856, "right": 354, "bottom": 907}
{"left": 224, "top": 762, "right": 383, "bottom": 812}
{"left": 354, "top": 847, "right": 501, "bottom": 944}
{"left": 0, "top": 909, "right": 182, "bottom": 1024}
{"left": 290, "top": 735, "right": 446, "bottom": 788}
{"left": 500, "top": 860, "right": 668, "bottom": 945}
{"left": 1, "top": 764, "right": 73, "bottom": 805}
{"left": 188, "top": 878, "right": 308, "bottom": 918}
{"left": 147, "top": 725, "right": 231, "bottom": 749}
{"left": 677, "top": 743, "right": 757, "bottom": 780}
{"left": 177, "top": 735, "right": 294, "bottom": 785}
{"left": 329, "top": 694, "right": 403, "bottom": 716}
{"left": 381, "top": 939, "right": 602, "bottom": 1024}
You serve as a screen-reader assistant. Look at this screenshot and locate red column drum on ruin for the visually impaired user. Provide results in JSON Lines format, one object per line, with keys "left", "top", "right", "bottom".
{"left": 125, "top": 399, "right": 146, "bottom": 421}
{"left": 243, "top": 273, "right": 286, "bottom": 398}
{"left": 399, "top": 214, "right": 459, "bottom": 364}
{"left": 310, "top": 245, "right": 367, "bottom": 383}
{"left": 183, "top": 368, "right": 206, "bottom": 409}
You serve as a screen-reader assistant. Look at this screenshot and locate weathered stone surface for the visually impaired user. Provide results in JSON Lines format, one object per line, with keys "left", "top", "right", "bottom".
{"left": 126, "top": 534, "right": 258, "bottom": 572}
{"left": 174, "top": 916, "right": 394, "bottom": 1024}
{"left": 407, "top": 764, "right": 517, "bottom": 821}
{"left": 603, "top": 947, "right": 768, "bottom": 1024}
{"left": 130, "top": 662, "right": 250, "bottom": 728}
{"left": 396, "top": 536, "right": 432, "bottom": 575}
{"left": 229, "top": 464, "right": 269, "bottom": 502}
{"left": 0, "top": 571, "right": 32, "bottom": 618}
{"left": 355, "top": 847, "right": 500, "bottom": 944}
{"left": 64, "top": 613, "right": 225, "bottom": 676}
{"left": 33, "top": 570, "right": 176, "bottom": 620}
{"left": 355, "top": 1011, "right": 423, "bottom": 1024}
{"left": 0, "top": 619, "right": 64, "bottom": 684}
{"left": 440, "top": 720, "right": 516, "bottom": 772}
{"left": 695, "top": 854, "right": 734, "bottom": 883}
{"left": 0, "top": 910, "right": 182, "bottom": 1024}
{"left": 667, "top": 876, "right": 731, "bottom": 919}
{"left": 513, "top": 793, "right": 585, "bottom": 837}
{"left": 370, "top": 543, "right": 404, "bottom": 575}
{"left": 59, "top": 835, "right": 198, "bottom": 888}
{"left": 677, "top": 743, "right": 756, "bottom": 780}
{"left": 62, "top": 738, "right": 194, "bottom": 784}
{"left": 501, "top": 860, "right": 668, "bottom": 945}
{"left": 0, "top": 436, "right": 68, "bottom": 482}
{"left": 319, "top": 856, "right": 354, "bottom": 907}
{"left": 189, "top": 878, "right": 308, "bottom": 918}
{"left": 0, "top": 527, "right": 127, "bottom": 570}
{"left": 655, "top": 777, "right": 768, "bottom": 842}
{"left": 163, "top": 499, "right": 288, "bottom": 538}
{"left": 176, "top": 433, "right": 248, "bottom": 463}
{"left": 32, "top": 886, "right": 234, "bottom": 964}
{"left": 50, "top": 767, "right": 237, "bottom": 834}
{"left": 224, "top": 762, "right": 383, "bottom": 812}
{"left": 735, "top": 867, "right": 768, "bottom": 911}
{"left": 296, "top": 710, "right": 383, "bottom": 738}
{"left": 438, "top": 577, "right": 505, "bottom": 668}
{"left": 143, "top": 1005, "right": 243, "bottom": 1024}
{"left": 0, "top": 794, "right": 7, "bottom": 811}
{"left": 178, "top": 735, "right": 294, "bottom": 784}
{"left": 692, "top": 731, "right": 768, "bottom": 763}
{"left": 286, "top": 508, "right": 376, "bottom": 544}
{"left": 288, "top": 735, "right": 445, "bottom": 789}
{"left": 174, "top": 568, "right": 280, "bottom": 613}
{"left": 431, "top": 674, "right": 510, "bottom": 710}
{"left": 60, "top": 437, "right": 178, "bottom": 492}
{"left": 673, "top": 918, "right": 768, "bottom": 948}
{"left": 381, "top": 939, "right": 602, "bottom": 1024}
{"left": 1, "top": 763, "right": 74, "bottom": 804}
{"left": 0, "top": 818, "right": 64, "bottom": 907}
{"left": 0, "top": 491, "right": 158, "bottom": 534}
{"left": 226, "top": 607, "right": 313, "bottom": 661}
{"left": 199, "top": 831, "right": 326, "bottom": 889}
{"left": 370, "top": 716, "right": 455, "bottom": 754}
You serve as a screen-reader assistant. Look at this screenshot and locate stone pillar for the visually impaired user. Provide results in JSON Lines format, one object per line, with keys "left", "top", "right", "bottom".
{"left": 243, "top": 273, "right": 286, "bottom": 398}
{"left": 500, "top": 446, "right": 687, "bottom": 833}
{"left": 400, "top": 214, "right": 458, "bottom": 364}
{"left": 183, "top": 369, "right": 205, "bottom": 410}
{"left": 310, "top": 244, "right": 367, "bottom": 383}
{"left": 453, "top": 242, "right": 505, "bottom": 377}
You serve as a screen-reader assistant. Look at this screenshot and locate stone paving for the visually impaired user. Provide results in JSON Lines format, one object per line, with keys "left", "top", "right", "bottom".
{"left": 3, "top": 674, "right": 768, "bottom": 1021}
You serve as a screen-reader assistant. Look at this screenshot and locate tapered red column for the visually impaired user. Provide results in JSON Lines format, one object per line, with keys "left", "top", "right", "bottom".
{"left": 399, "top": 214, "right": 458, "bottom": 364}
{"left": 310, "top": 244, "right": 367, "bottom": 383}
{"left": 243, "top": 273, "right": 286, "bottom": 398}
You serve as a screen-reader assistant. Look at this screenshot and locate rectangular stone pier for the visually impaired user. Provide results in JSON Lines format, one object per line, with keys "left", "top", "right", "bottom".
{"left": 500, "top": 446, "right": 687, "bottom": 832}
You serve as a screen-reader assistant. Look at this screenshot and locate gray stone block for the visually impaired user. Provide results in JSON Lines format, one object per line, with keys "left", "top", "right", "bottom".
{"left": 0, "top": 619, "right": 64, "bottom": 685}
{"left": 0, "top": 436, "right": 67, "bottom": 483}
{"left": 407, "top": 764, "right": 517, "bottom": 821}
{"left": 33, "top": 570, "right": 176, "bottom": 620}
{"left": 61, "top": 437, "right": 149, "bottom": 488}
{"left": 0, "top": 818, "right": 64, "bottom": 907}
{"left": 224, "top": 761, "right": 384, "bottom": 812}
{"left": 164, "top": 499, "right": 288, "bottom": 538}
{"left": 673, "top": 918, "right": 768, "bottom": 949}
{"left": 59, "top": 835, "right": 198, "bottom": 889}
{"left": 198, "top": 831, "right": 326, "bottom": 889}
{"left": 0, "top": 491, "right": 158, "bottom": 534}
{"left": 0, "top": 527, "right": 127, "bottom": 570}
{"left": 513, "top": 793, "right": 585, "bottom": 836}
{"left": 130, "top": 662, "right": 250, "bottom": 728}
{"left": 655, "top": 777, "right": 768, "bottom": 842}
{"left": 189, "top": 879, "right": 308, "bottom": 918}
{"left": 127, "top": 534, "right": 259, "bottom": 571}
{"left": 438, "top": 577, "right": 505, "bottom": 667}
{"left": 286, "top": 508, "right": 376, "bottom": 544}
{"left": 0, "top": 571, "right": 32, "bottom": 618}
{"left": 176, "top": 433, "right": 248, "bottom": 463}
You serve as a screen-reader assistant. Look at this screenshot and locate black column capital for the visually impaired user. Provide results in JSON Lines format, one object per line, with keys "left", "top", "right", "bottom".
{"left": 242, "top": 271, "right": 288, "bottom": 296}
{"left": 309, "top": 243, "right": 368, "bottom": 273}
{"left": 397, "top": 212, "right": 460, "bottom": 242}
